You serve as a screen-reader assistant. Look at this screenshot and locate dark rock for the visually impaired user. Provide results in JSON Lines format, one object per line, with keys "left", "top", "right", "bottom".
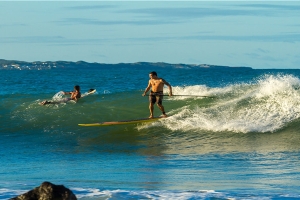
{"left": 10, "top": 182, "right": 77, "bottom": 200}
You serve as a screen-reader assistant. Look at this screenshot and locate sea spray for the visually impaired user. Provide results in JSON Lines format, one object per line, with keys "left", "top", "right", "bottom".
{"left": 150, "top": 74, "right": 300, "bottom": 133}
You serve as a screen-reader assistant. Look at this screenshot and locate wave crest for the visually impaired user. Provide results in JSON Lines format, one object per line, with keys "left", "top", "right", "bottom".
{"left": 162, "top": 74, "right": 300, "bottom": 133}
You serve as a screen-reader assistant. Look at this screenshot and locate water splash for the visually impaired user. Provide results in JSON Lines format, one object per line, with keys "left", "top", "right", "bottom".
{"left": 161, "top": 74, "right": 300, "bottom": 133}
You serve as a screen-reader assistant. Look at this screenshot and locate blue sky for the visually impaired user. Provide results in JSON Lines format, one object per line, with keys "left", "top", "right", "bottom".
{"left": 1, "top": 1, "right": 300, "bottom": 69}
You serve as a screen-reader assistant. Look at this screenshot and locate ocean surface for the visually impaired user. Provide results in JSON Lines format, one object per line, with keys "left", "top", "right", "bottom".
{"left": 1, "top": 64, "right": 300, "bottom": 199}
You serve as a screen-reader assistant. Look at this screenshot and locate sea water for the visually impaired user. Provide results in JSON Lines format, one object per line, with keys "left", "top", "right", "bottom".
{"left": 1, "top": 64, "right": 300, "bottom": 199}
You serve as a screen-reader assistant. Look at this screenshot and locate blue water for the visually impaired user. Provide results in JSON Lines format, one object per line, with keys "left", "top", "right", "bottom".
{"left": 1, "top": 64, "right": 300, "bottom": 199}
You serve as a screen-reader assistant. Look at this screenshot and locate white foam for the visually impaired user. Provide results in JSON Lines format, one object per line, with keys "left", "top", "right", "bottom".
{"left": 71, "top": 188, "right": 223, "bottom": 199}
{"left": 0, "top": 188, "right": 28, "bottom": 199}
{"left": 52, "top": 91, "right": 65, "bottom": 100}
{"left": 71, "top": 188, "right": 107, "bottom": 198}
{"left": 159, "top": 74, "right": 300, "bottom": 133}
{"left": 172, "top": 85, "right": 212, "bottom": 97}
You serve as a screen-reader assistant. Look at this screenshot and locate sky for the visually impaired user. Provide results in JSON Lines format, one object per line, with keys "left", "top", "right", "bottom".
{"left": 0, "top": 1, "right": 300, "bottom": 69}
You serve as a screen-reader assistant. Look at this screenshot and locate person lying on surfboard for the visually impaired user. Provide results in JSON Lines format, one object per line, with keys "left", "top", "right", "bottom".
{"left": 40, "top": 85, "right": 81, "bottom": 105}
{"left": 142, "top": 71, "right": 172, "bottom": 118}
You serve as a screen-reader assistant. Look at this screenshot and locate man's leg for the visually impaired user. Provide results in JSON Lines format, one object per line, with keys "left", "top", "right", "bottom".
{"left": 156, "top": 95, "right": 167, "bottom": 117}
{"left": 157, "top": 103, "right": 167, "bottom": 117}
{"left": 149, "top": 102, "right": 154, "bottom": 118}
{"left": 40, "top": 100, "right": 52, "bottom": 105}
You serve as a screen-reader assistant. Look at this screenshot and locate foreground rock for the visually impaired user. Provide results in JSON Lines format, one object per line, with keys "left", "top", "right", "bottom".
{"left": 11, "top": 182, "right": 77, "bottom": 200}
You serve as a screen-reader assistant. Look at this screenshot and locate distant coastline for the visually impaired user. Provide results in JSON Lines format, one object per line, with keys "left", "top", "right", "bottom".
{"left": 0, "top": 59, "right": 252, "bottom": 70}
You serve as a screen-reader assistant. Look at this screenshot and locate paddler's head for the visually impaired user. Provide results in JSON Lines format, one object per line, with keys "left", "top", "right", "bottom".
{"left": 74, "top": 85, "right": 80, "bottom": 91}
{"left": 149, "top": 71, "right": 157, "bottom": 79}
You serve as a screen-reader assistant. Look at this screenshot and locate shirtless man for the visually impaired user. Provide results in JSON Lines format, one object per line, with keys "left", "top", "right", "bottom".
{"left": 40, "top": 85, "right": 81, "bottom": 105}
{"left": 64, "top": 85, "right": 81, "bottom": 101}
{"left": 142, "top": 71, "right": 172, "bottom": 118}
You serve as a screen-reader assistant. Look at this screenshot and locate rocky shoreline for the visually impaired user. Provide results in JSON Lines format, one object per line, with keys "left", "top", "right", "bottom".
{"left": 10, "top": 182, "right": 76, "bottom": 200}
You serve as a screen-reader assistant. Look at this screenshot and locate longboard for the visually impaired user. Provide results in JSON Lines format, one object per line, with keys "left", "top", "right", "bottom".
{"left": 78, "top": 116, "right": 165, "bottom": 126}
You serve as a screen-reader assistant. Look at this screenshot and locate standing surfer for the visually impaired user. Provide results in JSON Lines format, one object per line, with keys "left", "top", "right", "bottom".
{"left": 142, "top": 71, "right": 172, "bottom": 118}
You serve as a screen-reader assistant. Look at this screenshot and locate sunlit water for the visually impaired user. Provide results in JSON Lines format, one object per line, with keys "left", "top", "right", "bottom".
{"left": 1, "top": 66, "right": 300, "bottom": 199}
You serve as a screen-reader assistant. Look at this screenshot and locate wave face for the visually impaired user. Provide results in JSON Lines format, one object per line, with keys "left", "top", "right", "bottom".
{"left": 3, "top": 74, "right": 300, "bottom": 134}
{"left": 1, "top": 66, "right": 300, "bottom": 199}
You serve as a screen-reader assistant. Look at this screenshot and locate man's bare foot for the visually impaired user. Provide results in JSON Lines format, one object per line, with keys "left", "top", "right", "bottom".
{"left": 40, "top": 100, "right": 50, "bottom": 105}
{"left": 161, "top": 114, "right": 168, "bottom": 118}
{"left": 149, "top": 115, "right": 154, "bottom": 118}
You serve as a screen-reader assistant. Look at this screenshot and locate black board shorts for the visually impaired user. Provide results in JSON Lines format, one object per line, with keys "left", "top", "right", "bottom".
{"left": 149, "top": 91, "right": 163, "bottom": 105}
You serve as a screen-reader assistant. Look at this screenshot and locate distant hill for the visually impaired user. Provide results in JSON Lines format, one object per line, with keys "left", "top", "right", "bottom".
{"left": 0, "top": 59, "right": 252, "bottom": 70}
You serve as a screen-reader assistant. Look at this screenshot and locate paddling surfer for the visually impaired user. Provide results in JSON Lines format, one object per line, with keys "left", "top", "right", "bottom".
{"left": 142, "top": 71, "right": 172, "bottom": 118}
{"left": 40, "top": 85, "right": 81, "bottom": 105}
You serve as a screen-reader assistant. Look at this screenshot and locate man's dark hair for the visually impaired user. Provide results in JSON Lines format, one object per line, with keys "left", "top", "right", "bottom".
{"left": 149, "top": 71, "right": 157, "bottom": 76}
{"left": 74, "top": 85, "right": 80, "bottom": 90}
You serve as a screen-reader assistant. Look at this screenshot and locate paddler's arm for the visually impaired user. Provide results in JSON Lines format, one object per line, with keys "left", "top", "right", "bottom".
{"left": 168, "top": 84, "right": 173, "bottom": 96}
{"left": 63, "top": 91, "right": 73, "bottom": 95}
{"left": 162, "top": 79, "right": 173, "bottom": 96}
{"left": 142, "top": 80, "right": 151, "bottom": 96}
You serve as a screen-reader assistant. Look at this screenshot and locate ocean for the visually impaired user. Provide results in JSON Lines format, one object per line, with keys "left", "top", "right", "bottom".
{"left": 1, "top": 63, "right": 300, "bottom": 199}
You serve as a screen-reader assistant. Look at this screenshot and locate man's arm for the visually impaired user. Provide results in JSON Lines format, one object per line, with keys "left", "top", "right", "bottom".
{"left": 162, "top": 79, "right": 172, "bottom": 96}
{"left": 167, "top": 84, "right": 172, "bottom": 96}
{"left": 63, "top": 91, "right": 72, "bottom": 95}
{"left": 142, "top": 80, "right": 151, "bottom": 96}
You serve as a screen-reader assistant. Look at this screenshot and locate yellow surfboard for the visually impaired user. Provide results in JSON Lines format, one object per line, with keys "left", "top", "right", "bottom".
{"left": 78, "top": 117, "right": 164, "bottom": 126}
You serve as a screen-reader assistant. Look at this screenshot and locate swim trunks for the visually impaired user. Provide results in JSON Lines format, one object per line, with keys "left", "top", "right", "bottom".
{"left": 149, "top": 91, "right": 163, "bottom": 105}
